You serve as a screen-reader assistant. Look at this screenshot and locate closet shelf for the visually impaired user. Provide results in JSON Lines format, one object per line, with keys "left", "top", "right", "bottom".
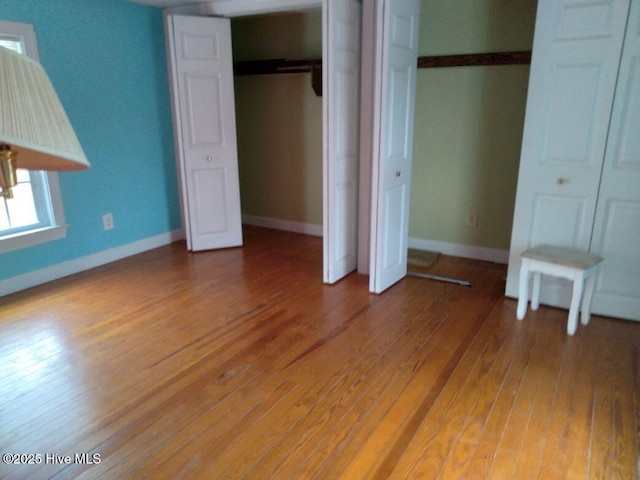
{"left": 232, "top": 51, "right": 532, "bottom": 96}
{"left": 234, "top": 58, "right": 323, "bottom": 96}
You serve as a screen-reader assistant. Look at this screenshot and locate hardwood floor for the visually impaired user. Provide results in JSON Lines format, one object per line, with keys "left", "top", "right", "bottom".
{"left": 1, "top": 226, "right": 638, "bottom": 479}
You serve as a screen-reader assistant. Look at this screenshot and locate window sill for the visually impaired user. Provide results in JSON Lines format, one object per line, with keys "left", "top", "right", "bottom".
{"left": 0, "top": 224, "right": 69, "bottom": 254}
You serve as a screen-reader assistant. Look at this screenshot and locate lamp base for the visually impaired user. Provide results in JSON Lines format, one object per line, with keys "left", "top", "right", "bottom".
{"left": 0, "top": 144, "right": 18, "bottom": 199}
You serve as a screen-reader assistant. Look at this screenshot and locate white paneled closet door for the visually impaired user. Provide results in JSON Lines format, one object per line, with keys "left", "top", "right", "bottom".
{"left": 167, "top": 15, "right": 243, "bottom": 252}
{"left": 505, "top": 0, "right": 631, "bottom": 313}
{"left": 590, "top": 0, "right": 640, "bottom": 320}
{"left": 369, "top": 0, "right": 421, "bottom": 294}
{"left": 323, "top": 0, "right": 362, "bottom": 284}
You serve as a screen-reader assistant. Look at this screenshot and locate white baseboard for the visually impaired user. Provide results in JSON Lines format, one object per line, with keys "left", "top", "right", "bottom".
{"left": 242, "top": 214, "right": 322, "bottom": 237}
{"left": 0, "top": 229, "right": 185, "bottom": 297}
{"left": 408, "top": 237, "right": 509, "bottom": 264}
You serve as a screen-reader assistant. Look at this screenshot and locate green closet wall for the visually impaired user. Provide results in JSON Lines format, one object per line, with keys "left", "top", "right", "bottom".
{"left": 232, "top": 1, "right": 537, "bottom": 252}
{"left": 232, "top": 11, "right": 323, "bottom": 226}
{"left": 411, "top": 0, "right": 537, "bottom": 252}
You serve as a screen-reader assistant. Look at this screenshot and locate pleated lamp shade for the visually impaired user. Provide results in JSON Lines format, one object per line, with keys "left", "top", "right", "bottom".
{"left": 0, "top": 46, "right": 90, "bottom": 171}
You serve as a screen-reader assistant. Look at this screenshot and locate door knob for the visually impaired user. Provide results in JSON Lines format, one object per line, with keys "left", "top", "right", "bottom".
{"left": 207, "top": 155, "right": 213, "bottom": 162}
{"left": 395, "top": 170, "right": 401, "bottom": 178}
{"left": 557, "top": 177, "right": 567, "bottom": 185}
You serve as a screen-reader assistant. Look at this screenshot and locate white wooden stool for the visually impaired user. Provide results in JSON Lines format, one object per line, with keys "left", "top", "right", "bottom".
{"left": 516, "top": 245, "right": 603, "bottom": 335}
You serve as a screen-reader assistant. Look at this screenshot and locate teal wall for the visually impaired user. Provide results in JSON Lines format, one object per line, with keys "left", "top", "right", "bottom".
{"left": 0, "top": 0, "right": 179, "bottom": 281}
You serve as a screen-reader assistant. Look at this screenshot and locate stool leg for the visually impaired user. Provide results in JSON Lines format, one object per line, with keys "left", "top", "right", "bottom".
{"left": 531, "top": 272, "right": 542, "bottom": 310}
{"left": 581, "top": 269, "right": 597, "bottom": 326}
{"left": 567, "top": 273, "right": 584, "bottom": 335}
{"left": 517, "top": 261, "right": 529, "bottom": 320}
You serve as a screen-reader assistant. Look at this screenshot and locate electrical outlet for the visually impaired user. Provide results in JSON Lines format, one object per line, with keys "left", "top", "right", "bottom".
{"left": 466, "top": 209, "right": 478, "bottom": 228}
{"left": 102, "top": 213, "right": 114, "bottom": 230}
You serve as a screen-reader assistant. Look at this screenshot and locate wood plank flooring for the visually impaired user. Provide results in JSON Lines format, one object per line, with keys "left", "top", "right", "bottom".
{"left": 0, "top": 226, "right": 638, "bottom": 479}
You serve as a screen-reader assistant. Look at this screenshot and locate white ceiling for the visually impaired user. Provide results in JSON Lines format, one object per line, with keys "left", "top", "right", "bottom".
{"left": 127, "top": 0, "right": 321, "bottom": 12}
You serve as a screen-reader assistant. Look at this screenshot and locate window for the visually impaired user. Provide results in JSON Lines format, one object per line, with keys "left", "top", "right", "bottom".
{"left": 0, "top": 21, "right": 68, "bottom": 253}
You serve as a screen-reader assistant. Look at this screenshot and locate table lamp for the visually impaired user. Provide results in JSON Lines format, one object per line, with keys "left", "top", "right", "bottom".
{"left": 0, "top": 45, "right": 89, "bottom": 199}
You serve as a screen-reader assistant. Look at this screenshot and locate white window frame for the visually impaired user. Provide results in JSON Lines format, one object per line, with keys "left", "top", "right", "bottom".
{"left": 0, "top": 20, "right": 68, "bottom": 254}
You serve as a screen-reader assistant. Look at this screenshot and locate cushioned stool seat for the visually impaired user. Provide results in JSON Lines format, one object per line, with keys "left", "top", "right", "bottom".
{"left": 516, "top": 245, "right": 603, "bottom": 335}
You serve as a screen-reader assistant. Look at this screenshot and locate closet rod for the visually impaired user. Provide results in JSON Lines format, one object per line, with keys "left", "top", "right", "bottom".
{"left": 418, "top": 50, "right": 531, "bottom": 68}
{"left": 234, "top": 58, "right": 319, "bottom": 76}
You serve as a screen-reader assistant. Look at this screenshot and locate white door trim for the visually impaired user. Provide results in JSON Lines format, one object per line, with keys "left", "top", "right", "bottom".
{"left": 357, "top": 0, "right": 375, "bottom": 274}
